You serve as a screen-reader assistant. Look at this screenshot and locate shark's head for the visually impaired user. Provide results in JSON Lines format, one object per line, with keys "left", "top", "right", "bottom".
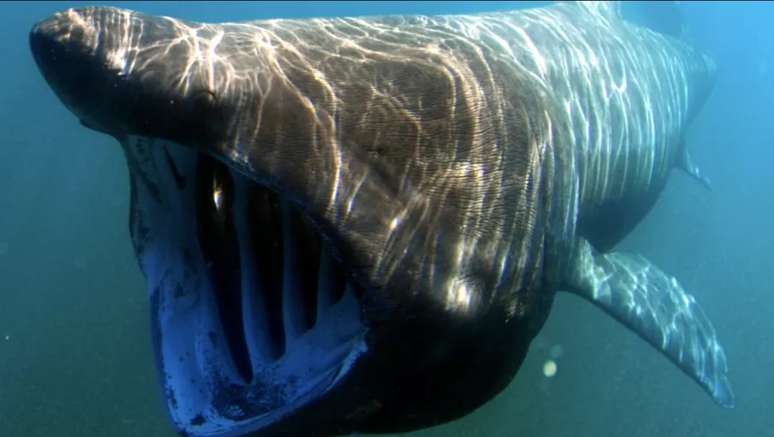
{"left": 30, "top": 7, "right": 553, "bottom": 436}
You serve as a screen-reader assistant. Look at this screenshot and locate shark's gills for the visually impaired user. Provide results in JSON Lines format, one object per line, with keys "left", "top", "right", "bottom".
{"left": 561, "top": 237, "right": 734, "bottom": 407}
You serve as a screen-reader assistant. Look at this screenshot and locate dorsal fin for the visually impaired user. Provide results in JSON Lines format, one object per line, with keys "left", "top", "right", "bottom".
{"left": 575, "top": 1, "right": 622, "bottom": 20}
{"left": 572, "top": 1, "right": 686, "bottom": 38}
{"left": 621, "top": 1, "right": 685, "bottom": 38}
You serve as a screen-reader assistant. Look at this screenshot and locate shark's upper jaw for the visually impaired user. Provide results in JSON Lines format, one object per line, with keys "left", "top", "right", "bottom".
{"left": 125, "top": 136, "right": 367, "bottom": 436}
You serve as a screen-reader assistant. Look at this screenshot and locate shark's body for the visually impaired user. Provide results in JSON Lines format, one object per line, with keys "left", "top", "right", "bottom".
{"left": 30, "top": 2, "right": 731, "bottom": 436}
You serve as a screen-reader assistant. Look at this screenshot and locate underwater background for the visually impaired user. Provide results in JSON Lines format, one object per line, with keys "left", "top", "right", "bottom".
{"left": 0, "top": 1, "right": 771, "bottom": 436}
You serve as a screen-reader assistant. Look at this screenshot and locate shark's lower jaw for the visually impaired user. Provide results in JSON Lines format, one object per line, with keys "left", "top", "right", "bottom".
{"left": 123, "top": 136, "right": 367, "bottom": 436}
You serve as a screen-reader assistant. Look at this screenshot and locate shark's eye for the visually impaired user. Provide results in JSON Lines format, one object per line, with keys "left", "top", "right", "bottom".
{"left": 186, "top": 88, "right": 224, "bottom": 141}
{"left": 191, "top": 88, "right": 218, "bottom": 114}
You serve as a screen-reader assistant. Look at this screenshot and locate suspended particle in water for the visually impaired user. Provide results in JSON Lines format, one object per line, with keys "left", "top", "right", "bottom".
{"left": 549, "top": 344, "right": 564, "bottom": 359}
{"left": 73, "top": 258, "right": 88, "bottom": 271}
{"left": 543, "top": 360, "right": 557, "bottom": 378}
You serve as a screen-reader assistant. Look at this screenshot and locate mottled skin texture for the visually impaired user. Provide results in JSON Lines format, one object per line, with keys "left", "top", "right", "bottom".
{"left": 30, "top": 2, "right": 730, "bottom": 436}
{"left": 32, "top": 1, "right": 712, "bottom": 319}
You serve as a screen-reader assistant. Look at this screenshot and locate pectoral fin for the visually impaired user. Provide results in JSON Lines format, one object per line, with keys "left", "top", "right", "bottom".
{"left": 678, "top": 148, "right": 712, "bottom": 190}
{"left": 562, "top": 238, "right": 734, "bottom": 407}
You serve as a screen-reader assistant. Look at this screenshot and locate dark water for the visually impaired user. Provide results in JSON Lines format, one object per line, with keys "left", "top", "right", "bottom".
{"left": 1, "top": 2, "right": 771, "bottom": 436}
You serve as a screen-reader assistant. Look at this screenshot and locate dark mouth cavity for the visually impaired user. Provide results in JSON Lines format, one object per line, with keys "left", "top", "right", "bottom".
{"left": 135, "top": 140, "right": 366, "bottom": 434}
{"left": 194, "top": 153, "right": 357, "bottom": 383}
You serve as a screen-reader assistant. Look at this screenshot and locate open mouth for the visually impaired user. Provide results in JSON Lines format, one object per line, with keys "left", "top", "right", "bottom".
{"left": 123, "top": 136, "right": 367, "bottom": 436}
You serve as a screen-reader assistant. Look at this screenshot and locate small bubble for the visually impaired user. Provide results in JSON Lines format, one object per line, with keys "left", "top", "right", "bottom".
{"left": 543, "top": 360, "right": 557, "bottom": 378}
{"left": 73, "top": 258, "right": 88, "bottom": 271}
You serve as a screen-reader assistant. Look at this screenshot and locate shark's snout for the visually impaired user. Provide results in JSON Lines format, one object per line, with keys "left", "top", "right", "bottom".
{"left": 30, "top": 7, "right": 156, "bottom": 138}
{"left": 30, "top": 9, "right": 106, "bottom": 130}
{"left": 30, "top": 9, "right": 102, "bottom": 85}
{"left": 30, "top": 8, "right": 99, "bottom": 47}
{"left": 30, "top": 11, "right": 85, "bottom": 103}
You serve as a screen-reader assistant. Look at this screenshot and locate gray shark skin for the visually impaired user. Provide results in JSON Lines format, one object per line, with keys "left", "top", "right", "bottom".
{"left": 30, "top": 2, "right": 732, "bottom": 436}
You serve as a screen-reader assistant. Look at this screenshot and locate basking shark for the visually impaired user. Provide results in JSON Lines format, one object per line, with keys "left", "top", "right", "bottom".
{"left": 30, "top": 2, "right": 731, "bottom": 436}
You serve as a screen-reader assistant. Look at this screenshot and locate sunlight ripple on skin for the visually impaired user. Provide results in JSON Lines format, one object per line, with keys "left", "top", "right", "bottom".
{"left": 27, "top": 2, "right": 733, "bottom": 435}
